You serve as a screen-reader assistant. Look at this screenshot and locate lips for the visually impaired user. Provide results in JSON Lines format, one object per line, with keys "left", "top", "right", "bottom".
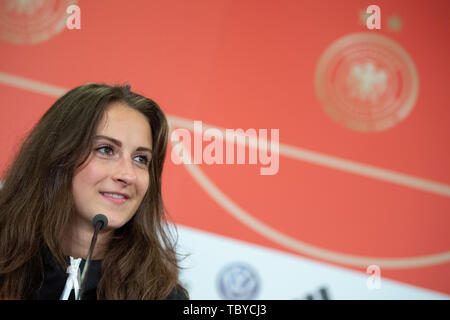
{"left": 100, "top": 191, "right": 130, "bottom": 205}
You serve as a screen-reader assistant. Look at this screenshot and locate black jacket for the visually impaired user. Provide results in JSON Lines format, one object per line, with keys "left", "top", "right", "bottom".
{"left": 30, "top": 248, "right": 188, "bottom": 300}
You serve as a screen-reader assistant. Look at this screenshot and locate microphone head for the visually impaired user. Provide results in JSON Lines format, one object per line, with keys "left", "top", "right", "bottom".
{"left": 93, "top": 214, "right": 108, "bottom": 230}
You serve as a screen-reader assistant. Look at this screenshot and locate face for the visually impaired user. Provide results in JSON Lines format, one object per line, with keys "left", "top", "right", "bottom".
{"left": 72, "top": 102, "right": 153, "bottom": 230}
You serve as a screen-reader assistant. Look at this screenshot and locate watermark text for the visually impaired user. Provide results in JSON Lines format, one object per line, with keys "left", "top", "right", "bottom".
{"left": 171, "top": 121, "right": 279, "bottom": 175}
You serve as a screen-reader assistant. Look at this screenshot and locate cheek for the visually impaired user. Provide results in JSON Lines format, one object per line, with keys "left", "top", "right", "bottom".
{"left": 137, "top": 172, "right": 150, "bottom": 199}
{"left": 72, "top": 159, "right": 105, "bottom": 195}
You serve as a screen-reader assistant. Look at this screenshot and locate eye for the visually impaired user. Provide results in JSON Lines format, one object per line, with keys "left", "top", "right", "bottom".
{"left": 96, "top": 145, "right": 114, "bottom": 156}
{"left": 134, "top": 154, "right": 150, "bottom": 167}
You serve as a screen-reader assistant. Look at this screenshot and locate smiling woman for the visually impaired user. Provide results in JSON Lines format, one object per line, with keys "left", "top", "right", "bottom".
{"left": 71, "top": 103, "right": 153, "bottom": 235}
{"left": 0, "top": 83, "right": 188, "bottom": 300}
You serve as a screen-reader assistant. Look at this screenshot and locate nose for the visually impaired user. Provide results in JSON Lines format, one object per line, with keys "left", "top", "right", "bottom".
{"left": 113, "top": 156, "right": 137, "bottom": 185}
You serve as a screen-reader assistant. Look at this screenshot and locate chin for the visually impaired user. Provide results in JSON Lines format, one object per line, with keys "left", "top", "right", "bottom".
{"left": 102, "top": 214, "right": 134, "bottom": 230}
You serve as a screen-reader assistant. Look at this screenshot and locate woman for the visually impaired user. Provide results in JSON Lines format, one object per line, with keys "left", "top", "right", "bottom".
{"left": 0, "top": 83, "right": 188, "bottom": 300}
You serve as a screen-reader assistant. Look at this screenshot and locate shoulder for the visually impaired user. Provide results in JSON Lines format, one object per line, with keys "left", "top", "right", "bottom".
{"left": 165, "top": 284, "right": 189, "bottom": 300}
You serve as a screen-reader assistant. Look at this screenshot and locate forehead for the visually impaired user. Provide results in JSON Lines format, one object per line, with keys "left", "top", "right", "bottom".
{"left": 97, "top": 102, "right": 152, "bottom": 148}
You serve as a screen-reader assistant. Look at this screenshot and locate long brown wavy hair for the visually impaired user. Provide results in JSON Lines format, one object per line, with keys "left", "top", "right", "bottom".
{"left": 0, "top": 83, "right": 187, "bottom": 299}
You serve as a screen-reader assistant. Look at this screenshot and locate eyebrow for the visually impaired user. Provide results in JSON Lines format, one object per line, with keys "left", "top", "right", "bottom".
{"left": 94, "top": 135, "right": 153, "bottom": 154}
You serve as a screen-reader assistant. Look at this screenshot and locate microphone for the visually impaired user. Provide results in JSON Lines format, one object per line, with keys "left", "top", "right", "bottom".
{"left": 93, "top": 214, "right": 108, "bottom": 231}
{"left": 78, "top": 214, "right": 108, "bottom": 300}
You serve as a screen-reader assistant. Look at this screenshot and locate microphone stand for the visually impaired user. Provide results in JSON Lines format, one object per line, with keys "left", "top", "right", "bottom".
{"left": 78, "top": 220, "right": 103, "bottom": 300}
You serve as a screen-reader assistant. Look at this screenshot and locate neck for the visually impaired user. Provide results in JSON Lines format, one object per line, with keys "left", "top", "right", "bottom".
{"left": 62, "top": 216, "right": 112, "bottom": 260}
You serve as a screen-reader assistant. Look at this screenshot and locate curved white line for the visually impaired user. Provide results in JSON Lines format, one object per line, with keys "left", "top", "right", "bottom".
{"left": 0, "top": 72, "right": 67, "bottom": 97}
{"left": 176, "top": 143, "right": 450, "bottom": 269}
